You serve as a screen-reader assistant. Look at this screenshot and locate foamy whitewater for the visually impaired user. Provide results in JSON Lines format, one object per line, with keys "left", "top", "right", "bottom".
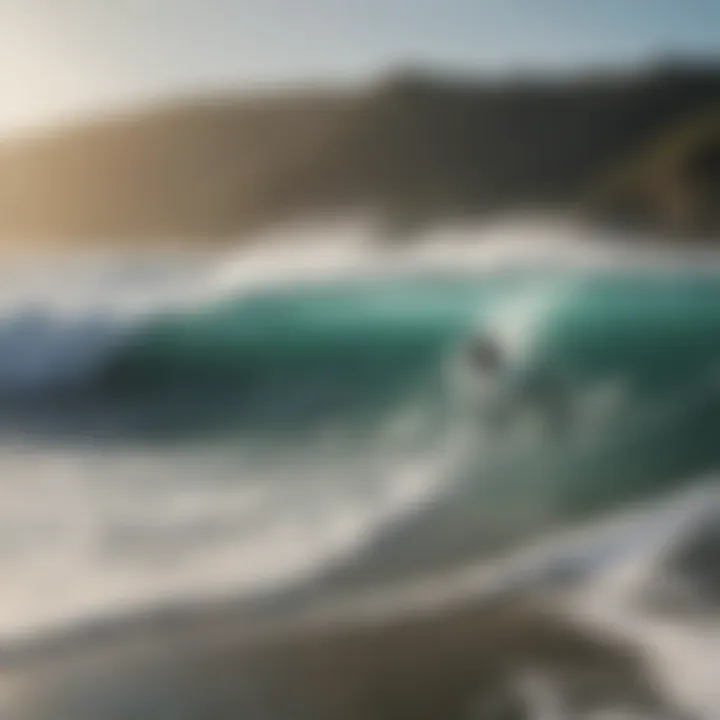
{"left": 1, "top": 218, "right": 720, "bottom": 717}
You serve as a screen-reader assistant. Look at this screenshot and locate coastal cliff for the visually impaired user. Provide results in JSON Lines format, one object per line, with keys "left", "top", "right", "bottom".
{"left": 0, "top": 62, "right": 717, "bottom": 244}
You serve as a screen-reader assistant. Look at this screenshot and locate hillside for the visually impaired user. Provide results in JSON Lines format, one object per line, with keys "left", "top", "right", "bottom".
{"left": 0, "top": 62, "right": 718, "bottom": 244}
{"left": 587, "top": 105, "right": 720, "bottom": 238}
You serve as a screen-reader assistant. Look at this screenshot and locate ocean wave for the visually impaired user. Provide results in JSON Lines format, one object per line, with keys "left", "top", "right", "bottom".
{"left": 2, "top": 218, "right": 720, "bottom": 398}
{"left": 0, "top": 222, "right": 720, "bottom": 626}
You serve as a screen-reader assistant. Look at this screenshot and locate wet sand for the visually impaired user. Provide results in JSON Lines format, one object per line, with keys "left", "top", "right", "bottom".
{"left": 6, "top": 596, "right": 676, "bottom": 720}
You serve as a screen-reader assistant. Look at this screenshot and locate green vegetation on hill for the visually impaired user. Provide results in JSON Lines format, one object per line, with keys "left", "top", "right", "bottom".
{"left": 588, "top": 107, "right": 720, "bottom": 238}
{"left": 0, "top": 62, "right": 717, "bottom": 244}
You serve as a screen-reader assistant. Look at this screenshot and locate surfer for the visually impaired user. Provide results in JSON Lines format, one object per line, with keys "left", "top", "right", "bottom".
{"left": 467, "top": 335, "right": 505, "bottom": 378}
{"left": 463, "top": 334, "right": 568, "bottom": 436}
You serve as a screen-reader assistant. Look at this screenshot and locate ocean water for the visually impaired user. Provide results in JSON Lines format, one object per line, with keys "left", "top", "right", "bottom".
{"left": 1, "top": 219, "right": 720, "bottom": 718}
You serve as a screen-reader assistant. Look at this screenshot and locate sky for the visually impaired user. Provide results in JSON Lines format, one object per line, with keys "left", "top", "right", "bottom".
{"left": 0, "top": 0, "right": 718, "bottom": 134}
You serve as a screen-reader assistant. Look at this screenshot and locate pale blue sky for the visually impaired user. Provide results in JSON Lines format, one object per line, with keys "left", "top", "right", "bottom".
{"left": 0, "top": 0, "right": 717, "bottom": 133}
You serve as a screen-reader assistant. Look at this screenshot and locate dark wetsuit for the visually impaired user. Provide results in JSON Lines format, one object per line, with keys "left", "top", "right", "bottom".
{"left": 467, "top": 338, "right": 504, "bottom": 377}
{"left": 466, "top": 337, "right": 568, "bottom": 436}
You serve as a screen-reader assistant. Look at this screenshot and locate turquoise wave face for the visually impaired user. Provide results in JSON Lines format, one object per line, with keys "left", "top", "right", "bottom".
{"left": 534, "top": 275, "right": 720, "bottom": 520}
{"left": 100, "top": 271, "right": 720, "bottom": 404}
{"left": 103, "top": 276, "right": 492, "bottom": 374}
{"left": 95, "top": 275, "right": 503, "bottom": 435}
